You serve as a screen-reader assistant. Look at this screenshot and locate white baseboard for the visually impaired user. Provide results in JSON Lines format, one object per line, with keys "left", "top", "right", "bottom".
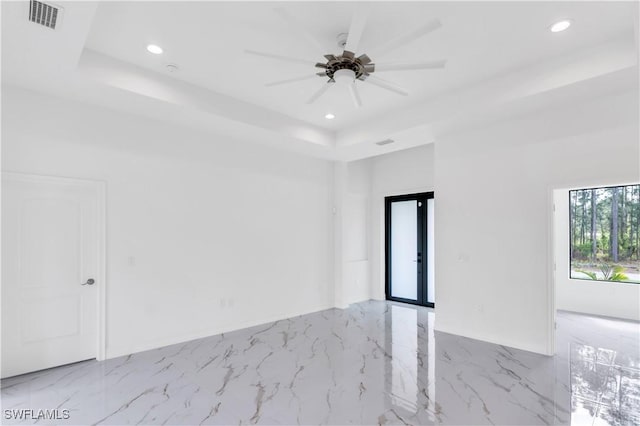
{"left": 105, "top": 303, "right": 334, "bottom": 360}
{"left": 342, "top": 297, "right": 371, "bottom": 307}
{"left": 434, "top": 322, "right": 551, "bottom": 356}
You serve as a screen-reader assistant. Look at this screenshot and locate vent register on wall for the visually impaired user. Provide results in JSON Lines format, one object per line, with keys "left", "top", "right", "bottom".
{"left": 28, "top": 0, "right": 62, "bottom": 30}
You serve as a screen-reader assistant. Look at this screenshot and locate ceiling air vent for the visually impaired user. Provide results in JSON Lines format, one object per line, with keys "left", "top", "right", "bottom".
{"left": 375, "top": 139, "right": 395, "bottom": 146}
{"left": 29, "top": 0, "right": 61, "bottom": 30}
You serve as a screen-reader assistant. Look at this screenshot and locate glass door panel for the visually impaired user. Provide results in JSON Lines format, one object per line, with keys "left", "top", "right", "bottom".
{"left": 390, "top": 200, "right": 418, "bottom": 301}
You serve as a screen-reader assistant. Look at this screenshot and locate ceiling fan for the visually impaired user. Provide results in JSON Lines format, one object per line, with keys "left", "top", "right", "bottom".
{"left": 245, "top": 8, "right": 446, "bottom": 108}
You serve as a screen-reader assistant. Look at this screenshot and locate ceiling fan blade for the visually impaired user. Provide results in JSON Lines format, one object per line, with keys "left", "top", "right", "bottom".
{"left": 349, "top": 83, "right": 362, "bottom": 108}
{"left": 266, "top": 75, "right": 318, "bottom": 87}
{"left": 245, "top": 49, "right": 314, "bottom": 66}
{"left": 344, "top": 11, "right": 368, "bottom": 55}
{"left": 357, "top": 54, "right": 372, "bottom": 65}
{"left": 369, "top": 19, "right": 442, "bottom": 58}
{"left": 306, "top": 83, "right": 333, "bottom": 104}
{"left": 363, "top": 75, "right": 409, "bottom": 96}
{"left": 374, "top": 60, "right": 446, "bottom": 72}
{"left": 273, "top": 7, "right": 325, "bottom": 52}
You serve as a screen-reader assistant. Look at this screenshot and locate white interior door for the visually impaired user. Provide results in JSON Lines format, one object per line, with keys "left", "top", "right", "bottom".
{"left": 2, "top": 173, "right": 103, "bottom": 378}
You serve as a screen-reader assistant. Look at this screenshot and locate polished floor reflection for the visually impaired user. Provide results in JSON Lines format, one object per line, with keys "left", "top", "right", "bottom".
{"left": 560, "top": 313, "right": 640, "bottom": 425}
{"left": 1, "top": 301, "right": 639, "bottom": 425}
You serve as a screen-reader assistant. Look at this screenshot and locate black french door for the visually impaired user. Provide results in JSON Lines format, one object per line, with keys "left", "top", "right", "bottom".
{"left": 385, "top": 192, "right": 434, "bottom": 307}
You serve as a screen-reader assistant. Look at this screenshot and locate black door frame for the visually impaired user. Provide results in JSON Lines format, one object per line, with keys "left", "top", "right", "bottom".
{"left": 385, "top": 192, "right": 434, "bottom": 308}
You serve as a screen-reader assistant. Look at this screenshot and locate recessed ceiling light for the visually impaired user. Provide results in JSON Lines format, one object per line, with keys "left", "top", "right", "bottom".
{"left": 325, "top": 113, "right": 335, "bottom": 120}
{"left": 550, "top": 20, "right": 572, "bottom": 33}
{"left": 146, "top": 44, "right": 163, "bottom": 54}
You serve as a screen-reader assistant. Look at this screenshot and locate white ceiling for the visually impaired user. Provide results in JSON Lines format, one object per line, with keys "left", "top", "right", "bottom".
{"left": 2, "top": 1, "right": 638, "bottom": 160}
{"left": 84, "top": 1, "right": 634, "bottom": 130}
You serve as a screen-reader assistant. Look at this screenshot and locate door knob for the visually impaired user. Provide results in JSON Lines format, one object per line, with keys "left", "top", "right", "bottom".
{"left": 82, "top": 279, "right": 95, "bottom": 286}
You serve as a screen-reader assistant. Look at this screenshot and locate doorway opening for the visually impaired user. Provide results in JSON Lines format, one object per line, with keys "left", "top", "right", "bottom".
{"left": 385, "top": 192, "right": 434, "bottom": 307}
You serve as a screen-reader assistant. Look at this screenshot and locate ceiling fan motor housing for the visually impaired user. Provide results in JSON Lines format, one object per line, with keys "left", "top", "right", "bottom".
{"left": 316, "top": 51, "right": 374, "bottom": 82}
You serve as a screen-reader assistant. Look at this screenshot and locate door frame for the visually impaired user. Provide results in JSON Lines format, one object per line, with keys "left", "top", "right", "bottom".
{"left": 3, "top": 172, "right": 107, "bottom": 362}
{"left": 384, "top": 191, "right": 434, "bottom": 308}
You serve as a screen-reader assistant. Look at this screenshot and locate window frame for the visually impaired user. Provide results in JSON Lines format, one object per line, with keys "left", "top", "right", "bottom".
{"left": 568, "top": 183, "right": 639, "bottom": 285}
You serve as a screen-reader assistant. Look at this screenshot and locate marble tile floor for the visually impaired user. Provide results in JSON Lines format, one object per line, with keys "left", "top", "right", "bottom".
{"left": 1, "top": 301, "right": 639, "bottom": 425}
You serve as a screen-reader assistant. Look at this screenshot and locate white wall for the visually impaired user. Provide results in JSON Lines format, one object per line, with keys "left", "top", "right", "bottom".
{"left": 369, "top": 145, "right": 435, "bottom": 300}
{"left": 2, "top": 86, "right": 335, "bottom": 358}
{"left": 554, "top": 189, "right": 640, "bottom": 321}
{"left": 343, "top": 160, "right": 372, "bottom": 305}
{"left": 333, "top": 159, "right": 372, "bottom": 307}
{"left": 434, "top": 91, "right": 639, "bottom": 355}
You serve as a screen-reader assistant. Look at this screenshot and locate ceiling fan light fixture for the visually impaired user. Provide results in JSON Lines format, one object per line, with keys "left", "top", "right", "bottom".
{"left": 550, "top": 20, "right": 571, "bottom": 33}
{"left": 334, "top": 69, "right": 356, "bottom": 85}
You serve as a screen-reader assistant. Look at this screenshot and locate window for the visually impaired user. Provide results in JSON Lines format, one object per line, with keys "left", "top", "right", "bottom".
{"left": 569, "top": 184, "right": 640, "bottom": 284}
